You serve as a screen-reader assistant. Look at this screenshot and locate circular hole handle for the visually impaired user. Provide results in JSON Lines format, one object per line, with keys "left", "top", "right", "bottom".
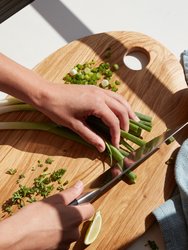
{"left": 123, "top": 47, "right": 150, "bottom": 71}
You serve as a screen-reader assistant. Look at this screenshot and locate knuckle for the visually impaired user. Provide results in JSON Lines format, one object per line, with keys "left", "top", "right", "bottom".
{"left": 113, "top": 117, "right": 120, "bottom": 128}
{"left": 118, "top": 109, "right": 128, "bottom": 120}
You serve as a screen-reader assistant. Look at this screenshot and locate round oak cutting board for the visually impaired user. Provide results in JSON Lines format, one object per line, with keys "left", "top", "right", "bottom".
{"left": 1, "top": 31, "right": 188, "bottom": 249}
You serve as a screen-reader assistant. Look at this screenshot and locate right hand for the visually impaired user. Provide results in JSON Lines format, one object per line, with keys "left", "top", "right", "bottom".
{"left": 0, "top": 181, "right": 94, "bottom": 250}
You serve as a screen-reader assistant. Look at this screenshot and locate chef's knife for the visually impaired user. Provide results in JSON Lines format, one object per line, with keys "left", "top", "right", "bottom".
{"left": 69, "top": 121, "right": 188, "bottom": 205}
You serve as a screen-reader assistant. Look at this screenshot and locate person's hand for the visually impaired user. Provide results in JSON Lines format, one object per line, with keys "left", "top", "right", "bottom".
{"left": 0, "top": 54, "right": 137, "bottom": 151}
{"left": 37, "top": 83, "right": 138, "bottom": 152}
{"left": 0, "top": 181, "right": 94, "bottom": 250}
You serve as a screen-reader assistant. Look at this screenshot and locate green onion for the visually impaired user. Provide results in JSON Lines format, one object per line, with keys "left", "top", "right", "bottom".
{"left": 107, "top": 144, "right": 124, "bottom": 162}
{"left": 0, "top": 93, "right": 153, "bottom": 185}
{"left": 63, "top": 60, "right": 121, "bottom": 91}
{"left": 0, "top": 121, "right": 90, "bottom": 147}
{"left": 125, "top": 170, "right": 137, "bottom": 184}
{"left": 6, "top": 168, "right": 17, "bottom": 175}
{"left": 139, "top": 120, "right": 152, "bottom": 127}
{"left": 118, "top": 148, "right": 129, "bottom": 157}
{"left": 129, "top": 119, "right": 152, "bottom": 132}
{"left": 165, "top": 136, "right": 175, "bottom": 145}
{"left": 106, "top": 143, "right": 136, "bottom": 181}
{"left": 128, "top": 128, "right": 142, "bottom": 138}
{"left": 0, "top": 97, "right": 24, "bottom": 106}
{"left": 120, "top": 139, "right": 134, "bottom": 152}
{"left": 129, "top": 122, "right": 142, "bottom": 134}
{"left": 0, "top": 104, "right": 35, "bottom": 115}
{"left": 120, "top": 130, "right": 146, "bottom": 146}
{"left": 105, "top": 142, "right": 113, "bottom": 166}
{"left": 116, "top": 160, "right": 137, "bottom": 183}
{"left": 112, "top": 64, "right": 119, "bottom": 71}
{"left": 45, "top": 158, "right": 54, "bottom": 164}
{"left": 135, "top": 112, "right": 152, "bottom": 123}
{"left": 3, "top": 165, "right": 67, "bottom": 215}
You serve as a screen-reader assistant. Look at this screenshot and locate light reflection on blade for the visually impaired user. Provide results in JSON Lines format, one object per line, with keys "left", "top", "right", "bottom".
{"left": 122, "top": 121, "right": 188, "bottom": 172}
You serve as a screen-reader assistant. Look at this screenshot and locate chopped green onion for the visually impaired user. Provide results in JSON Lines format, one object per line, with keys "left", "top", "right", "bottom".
{"left": 112, "top": 64, "right": 119, "bottom": 71}
{"left": 129, "top": 119, "right": 152, "bottom": 132}
{"left": 165, "top": 136, "right": 175, "bottom": 145}
{"left": 120, "top": 139, "right": 134, "bottom": 152}
{"left": 125, "top": 170, "right": 137, "bottom": 184}
{"left": 135, "top": 112, "right": 152, "bottom": 122}
{"left": 45, "top": 158, "right": 54, "bottom": 164}
{"left": 120, "top": 130, "right": 146, "bottom": 146}
{"left": 63, "top": 60, "right": 121, "bottom": 91}
{"left": 6, "top": 168, "right": 17, "bottom": 175}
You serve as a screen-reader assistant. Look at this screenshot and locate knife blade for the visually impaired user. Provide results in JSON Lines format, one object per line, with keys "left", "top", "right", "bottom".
{"left": 69, "top": 121, "right": 188, "bottom": 205}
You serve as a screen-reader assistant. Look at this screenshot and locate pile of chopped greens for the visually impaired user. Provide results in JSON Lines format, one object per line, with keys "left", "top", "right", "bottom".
{"left": 2, "top": 158, "right": 67, "bottom": 216}
{"left": 63, "top": 60, "right": 121, "bottom": 92}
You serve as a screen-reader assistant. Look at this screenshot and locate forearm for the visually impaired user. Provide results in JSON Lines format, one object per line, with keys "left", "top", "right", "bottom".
{"left": 0, "top": 216, "right": 23, "bottom": 250}
{"left": 0, "top": 53, "right": 47, "bottom": 108}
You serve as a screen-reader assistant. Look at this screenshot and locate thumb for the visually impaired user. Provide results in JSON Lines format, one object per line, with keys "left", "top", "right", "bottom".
{"left": 60, "top": 181, "right": 84, "bottom": 205}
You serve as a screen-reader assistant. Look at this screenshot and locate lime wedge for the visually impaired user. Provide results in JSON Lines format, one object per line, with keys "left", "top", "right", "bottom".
{"left": 84, "top": 210, "right": 102, "bottom": 245}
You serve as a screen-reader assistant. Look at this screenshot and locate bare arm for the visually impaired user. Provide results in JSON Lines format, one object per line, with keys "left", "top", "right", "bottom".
{"left": 0, "top": 181, "right": 94, "bottom": 250}
{"left": 0, "top": 53, "right": 138, "bottom": 151}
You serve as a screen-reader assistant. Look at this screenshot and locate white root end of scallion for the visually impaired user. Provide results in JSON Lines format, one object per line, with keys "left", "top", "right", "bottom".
{"left": 101, "top": 79, "right": 109, "bottom": 88}
{"left": 69, "top": 68, "right": 78, "bottom": 76}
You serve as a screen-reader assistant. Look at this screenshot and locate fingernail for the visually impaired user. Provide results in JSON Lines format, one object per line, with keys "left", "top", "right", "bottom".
{"left": 114, "top": 136, "right": 120, "bottom": 149}
{"left": 74, "top": 180, "right": 83, "bottom": 189}
{"left": 135, "top": 116, "right": 140, "bottom": 122}
{"left": 98, "top": 144, "right": 105, "bottom": 153}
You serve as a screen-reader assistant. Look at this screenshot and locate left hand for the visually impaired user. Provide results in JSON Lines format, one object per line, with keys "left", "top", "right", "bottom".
{"left": 36, "top": 83, "right": 138, "bottom": 152}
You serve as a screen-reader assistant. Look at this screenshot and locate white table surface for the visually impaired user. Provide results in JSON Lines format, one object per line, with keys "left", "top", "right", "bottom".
{"left": 1, "top": 0, "right": 188, "bottom": 249}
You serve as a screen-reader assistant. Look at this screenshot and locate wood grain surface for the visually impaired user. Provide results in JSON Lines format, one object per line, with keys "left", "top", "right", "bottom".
{"left": 1, "top": 31, "right": 188, "bottom": 249}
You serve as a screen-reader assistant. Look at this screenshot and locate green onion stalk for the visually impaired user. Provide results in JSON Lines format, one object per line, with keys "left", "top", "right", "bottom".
{"left": 0, "top": 97, "right": 153, "bottom": 183}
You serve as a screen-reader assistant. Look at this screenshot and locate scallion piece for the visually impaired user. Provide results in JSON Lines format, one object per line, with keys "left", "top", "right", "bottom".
{"left": 135, "top": 112, "right": 152, "bottom": 123}
{"left": 165, "top": 136, "right": 175, "bottom": 145}
{"left": 0, "top": 104, "right": 35, "bottom": 115}
{"left": 129, "top": 119, "right": 152, "bottom": 132}
{"left": 120, "top": 130, "right": 146, "bottom": 146}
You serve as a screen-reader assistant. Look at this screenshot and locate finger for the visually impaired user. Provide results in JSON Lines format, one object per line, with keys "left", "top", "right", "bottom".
{"left": 110, "top": 165, "right": 122, "bottom": 177}
{"left": 71, "top": 120, "right": 106, "bottom": 152}
{"left": 60, "top": 244, "right": 71, "bottom": 250}
{"left": 128, "top": 108, "right": 140, "bottom": 121}
{"left": 75, "top": 203, "right": 95, "bottom": 221}
{"left": 103, "top": 89, "right": 130, "bottom": 108}
{"left": 105, "top": 96, "right": 130, "bottom": 131}
{"left": 103, "top": 90, "right": 139, "bottom": 121}
{"left": 58, "top": 181, "right": 83, "bottom": 205}
{"left": 94, "top": 105, "right": 120, "bottom": 148}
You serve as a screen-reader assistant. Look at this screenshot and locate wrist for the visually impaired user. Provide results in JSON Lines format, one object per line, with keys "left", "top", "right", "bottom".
{"left": 30, "top": 78, "right": 56, "bottom": 111}
{"left": 0, "top": 53, "right": 52, "bottom": 109}
{"left": 0, "top": 217, "right": 23, "bottom": 249}
{"left": 24, "top": 76, "right": 52, "bottom": 109}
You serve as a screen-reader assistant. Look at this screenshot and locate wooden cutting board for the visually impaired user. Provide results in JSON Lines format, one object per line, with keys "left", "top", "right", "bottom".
{"left": 1, "top": 31, "right": 188, "bottom": 249}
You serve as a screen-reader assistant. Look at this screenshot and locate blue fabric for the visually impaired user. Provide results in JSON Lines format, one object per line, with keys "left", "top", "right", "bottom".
{"left": 153, "top": 139, "right": 188, "bottom": 250}
{"left": 182, "top": 50, "right": 188, "bottom": 84}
